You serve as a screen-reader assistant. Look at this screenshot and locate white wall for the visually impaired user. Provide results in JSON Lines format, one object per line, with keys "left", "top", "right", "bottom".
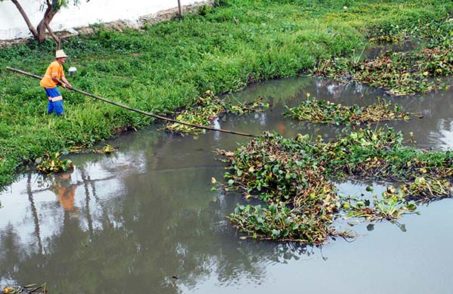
{"left": 0, "top": 0, "right": 202, "bottom": 40}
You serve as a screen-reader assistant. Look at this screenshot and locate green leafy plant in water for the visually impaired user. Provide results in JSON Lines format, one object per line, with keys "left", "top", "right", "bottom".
{"left": 400, "top": 176, "right": 452, "bottom": 202}
{"left": 36, "top": 152, "right": 74, "bottom": 174}
{"left": 219, "top": 128, "right": 452, "bottom": 243}
{"left": 229, "top": 202, "right": 336, "bottom": 244}
{"left": 315, "top": 47, "right": 452, "bottom": 96}
{"left": 368, "top": 34, "right": 405, "bottom": 44}
{"left": 285, "top": 95, "right": 410, "bottom": 125}
{"left": 342, "top": 191, "right": 417, "bottom": 222}
{"left": 225, "top": 97, "right": 270, "bottom": 115}
{"left": 2, "top": 282, "right": 47, "bottom": 294}
{"left": 166, "top": 90, "right": 224, "bottom": 135}
{"left": 315, "top": 19, "right": 453, "bottom": 96}
{"left": 166, "top": 91, "right": 269, "bottom": 135}
{"left": 100, "top": 144, "right": 115, "bottom": 154}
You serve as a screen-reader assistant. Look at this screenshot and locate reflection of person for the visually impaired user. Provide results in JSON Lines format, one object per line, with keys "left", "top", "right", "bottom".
{"left": 40, "top": 50, "right": 73, "bottom": 116}
{"left": 52, "top": 172, "right": 78, "bottom": 212}
{"left": 276, "top": 121, "right": 286, "bottom": 135}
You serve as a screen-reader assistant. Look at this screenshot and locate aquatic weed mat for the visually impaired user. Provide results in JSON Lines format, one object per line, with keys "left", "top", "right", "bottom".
{"left": 166, "top": 90, "right": 269, "bottom": 135}
{"left": 315, "top": 20, "right": 453, "bottom": 96}
{"left": 284, "top": 96, "right": 412, "bottom": 125}
{"left": 2, "top": 283, "right": 47, "bottom": 294}
{"left": 217, "top": 129, "right": 453, "bottom": 244}
{"left": 315, "top": 47, "right": 452, "bottom": 96}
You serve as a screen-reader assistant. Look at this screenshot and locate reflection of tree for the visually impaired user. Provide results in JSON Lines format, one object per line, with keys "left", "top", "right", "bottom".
{"left": 27, "top": 172, "right": 43, "bottom": 254}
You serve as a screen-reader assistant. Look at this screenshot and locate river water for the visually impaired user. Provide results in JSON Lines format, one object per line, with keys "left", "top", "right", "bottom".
{"left": 1, "top": 77, "right": 452, "bottom": 293}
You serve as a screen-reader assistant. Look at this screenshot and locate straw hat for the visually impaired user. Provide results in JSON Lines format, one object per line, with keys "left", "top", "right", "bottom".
{"left": 55, "top": 49, "right": 68, "bottom": 59}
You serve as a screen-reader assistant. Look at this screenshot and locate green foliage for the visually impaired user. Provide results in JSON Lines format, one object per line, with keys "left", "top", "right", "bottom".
{"left": 219, "top": 129, "right": 452, "bottom": 243}
{"left": 2, "top": 283, "right": 47, "bottom": 294}
{"left": 36, "top": 152, "right": 74, "bottom": 174}
{"left": 401, "top": 176, "right": 452, "bottom": 202}
{"left": 285, "top": 95, "right": 410, "bottom": 125}
{"left": 166, "top": 90, "right": 268, "bottom": 135}
{"left": 342, "top": 192, "right": 417, "bottom": 221}
{"left": 229, "top": 202, "right": 334, "bottom": 244}
{"left": 315, "top": 19, "right": 453, "bottom": 95}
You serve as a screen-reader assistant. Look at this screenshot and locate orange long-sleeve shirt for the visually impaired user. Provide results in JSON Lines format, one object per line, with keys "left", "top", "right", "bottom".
{"left": 40, "top": 61, "right": 65, "bottom": 88}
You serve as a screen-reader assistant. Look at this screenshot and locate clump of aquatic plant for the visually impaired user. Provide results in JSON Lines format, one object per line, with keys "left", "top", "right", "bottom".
{"left": 229, "top": 202, "right": 336, "bottom": 244}
{"left": 166, "top": 90, "right": 224, "bottom": 135}
{"left": 218, "top": 134, "right": 336, "bottom": 207}
{"left": 368, "top": 18, "right": 452, "bottom": 49}
{"left": 166, "top": 91, "right": 269, "bottom": 135}
{"left": 317, "top": 129, "right": 453, "bottom": 181}
{"left": 285, "top": 96, "right": 410, "bottom": 125}
{"left": 400, "top": 177, "right": 452, "bottom": 202}
{"left": 218, "top": 132, "right": 339, "bottom": 244}
{"left": 315, "top": 19, "right": 453, "bottom": 96}
{"left": 315, "top": 47, "right": 452, "bottom": 96}
{"left": 36, "top": 152, "right": 74, "bottom": 174}
{"left": 342, "top": 192, "right": 417, "bottom": 221}
{"left": 354, "top": 49, "right": 452, "bottom": 96}
{"left": 100, "top": 144, "right": 116, "bottom": 154}
{"left": 2, "top": 282, "right": 47, "bottom": 294}
{"left": 218, "top": 128, "right": 452, "bottom": 243}
{"left": 225, "top": 97, "right": 270, "bottom": 115}
{"left": 368, "top": 34, "right": 404, "bottom": 44}
{"left": 67, "top": 144, "right": 116, "bottom": 154}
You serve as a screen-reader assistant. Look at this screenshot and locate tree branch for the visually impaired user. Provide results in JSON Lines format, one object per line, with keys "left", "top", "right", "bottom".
{"left": 45, "top": 22, "right": 61, "bottom": 49}
{"left": 10, "top": 0, "right": 39, "bottom": 39}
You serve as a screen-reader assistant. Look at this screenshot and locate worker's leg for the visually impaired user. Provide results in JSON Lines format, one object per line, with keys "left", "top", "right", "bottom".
{"left": 45, "top": 87, "right": 63, "bottom": 115}
{"left": 54, "top": 100, "right": 64, "bottom": 116}
{"left": 47, "top": 100, "right": 54, "bottom": 114}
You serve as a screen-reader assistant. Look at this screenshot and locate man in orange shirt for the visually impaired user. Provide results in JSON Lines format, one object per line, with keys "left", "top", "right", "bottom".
{"left": 40, "top": 49, "right": 73, "bottom": 115}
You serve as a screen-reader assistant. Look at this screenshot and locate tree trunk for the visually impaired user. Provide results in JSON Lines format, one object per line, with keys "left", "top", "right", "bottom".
{"left": 177, "top": 0, "right": 182, "bottom": 17}
{"left": 36, "top": 2, "right": 59, "bottom": 43}
{"left": 10, "top": 0, "right": 39, "bottom": 39}
{"left": 10, "top": 0, "right": 60, "bottom": 43}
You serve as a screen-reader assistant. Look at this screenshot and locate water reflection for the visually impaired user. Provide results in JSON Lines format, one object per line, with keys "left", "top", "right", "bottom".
{"left": 0, "top": 133, "right": 316, "bottom": 293}
{"left": 0, "top": 76, "right": 452, "bottom": 293}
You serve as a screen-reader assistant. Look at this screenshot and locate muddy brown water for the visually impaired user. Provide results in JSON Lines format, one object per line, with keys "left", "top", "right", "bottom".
{"left": 1, "top": 77, "right": 452, "bottom": 293}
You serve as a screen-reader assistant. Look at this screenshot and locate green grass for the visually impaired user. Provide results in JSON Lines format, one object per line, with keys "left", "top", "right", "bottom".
{"left": 0, "top": 0, "right": 452, "bottom": 187}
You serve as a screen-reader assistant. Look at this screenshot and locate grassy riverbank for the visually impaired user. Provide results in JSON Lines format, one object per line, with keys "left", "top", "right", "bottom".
{"left": 0, "top": 0, "right": 451, "bottom": 187}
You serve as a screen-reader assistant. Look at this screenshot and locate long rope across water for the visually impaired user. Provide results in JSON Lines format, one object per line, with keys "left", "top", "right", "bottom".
{"left": 7, "top": 67, "right": 258, "bottom": 138}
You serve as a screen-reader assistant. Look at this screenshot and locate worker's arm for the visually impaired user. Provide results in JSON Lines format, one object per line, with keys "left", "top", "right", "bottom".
{"left": 60, "top": 76, "right": 72, "bottom": 89}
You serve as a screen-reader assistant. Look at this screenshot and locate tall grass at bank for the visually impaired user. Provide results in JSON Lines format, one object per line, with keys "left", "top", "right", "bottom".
{"left": 0, "top": 0, "right": 451, "bottom": 187}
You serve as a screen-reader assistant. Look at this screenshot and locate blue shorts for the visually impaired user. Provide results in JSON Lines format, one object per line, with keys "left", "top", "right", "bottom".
{"left": 45, "top": 87, "right": 64, "bottom": 115}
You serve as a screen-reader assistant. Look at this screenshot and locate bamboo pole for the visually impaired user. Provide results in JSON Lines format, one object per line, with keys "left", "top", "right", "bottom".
{"left": 6, "top": 67, "right": 258, "bottom": 138}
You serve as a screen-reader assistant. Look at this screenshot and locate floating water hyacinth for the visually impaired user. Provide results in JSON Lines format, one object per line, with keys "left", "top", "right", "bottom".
{"left": 217, "top": 129, "right": 453, "bottom": 244}
{"left": 166, "top": 91, "right": 269, "bottom": 135}
{"left": 285, "top": 96, "right": 411, "bottom": 125}
{"left": 314, "top": 20, "right": 452, "bottom": 96}
{"left": 36, "top": 152, "right": 74, "bottom": 174}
